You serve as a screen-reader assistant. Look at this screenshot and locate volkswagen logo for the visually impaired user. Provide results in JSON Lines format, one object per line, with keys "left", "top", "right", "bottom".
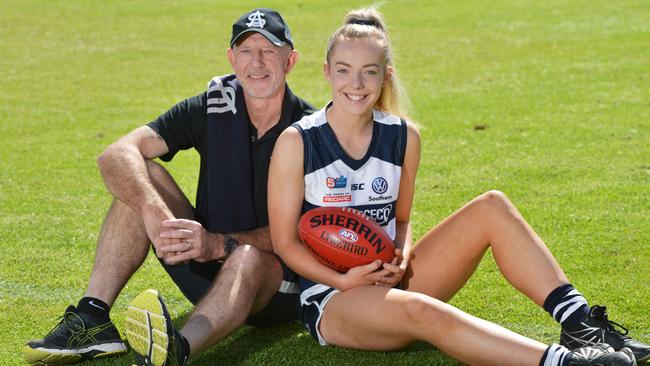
{"left": 371, "top": 177, "right": 388, "bottom": 194}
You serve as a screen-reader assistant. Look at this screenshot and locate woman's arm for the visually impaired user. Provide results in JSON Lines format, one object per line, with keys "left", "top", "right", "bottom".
{"left": 269, "top": 127, "right": 390, "bottom": 291}
{"left": 378, "top": 121, "right": 421, "bottom": 286}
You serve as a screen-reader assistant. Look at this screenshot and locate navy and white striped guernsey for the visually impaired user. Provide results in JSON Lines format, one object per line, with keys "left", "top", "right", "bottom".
{"left": 291, "top": 102, "right": 408, "bottom": 312}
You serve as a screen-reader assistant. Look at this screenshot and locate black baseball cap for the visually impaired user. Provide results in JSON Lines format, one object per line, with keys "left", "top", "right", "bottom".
{"left": 230, "top": 8, "right": 294, "bottom": 49}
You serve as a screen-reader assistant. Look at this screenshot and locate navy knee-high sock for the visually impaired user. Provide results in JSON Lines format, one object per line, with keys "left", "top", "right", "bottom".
{"left": 543, "top": 284, "right": 590, "bottom": 330}
{"left": 540, "top": 344, "right": 573, "bottom": 366}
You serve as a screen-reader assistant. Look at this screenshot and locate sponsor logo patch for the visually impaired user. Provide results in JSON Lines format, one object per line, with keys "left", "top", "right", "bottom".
{"left": 368, "top": 194, "right": 393, "bottom": 202}
{"left": 323, "top": 195, "right": 352, "bottom": 202}
{"left": 363, "top": 204, "right": 393, "bottom": 225}
{"left": 326, "top": 175, "right": 348, "bottom": 189}
{"left": 371, "top": 177, "right": 388, "bottom": 194}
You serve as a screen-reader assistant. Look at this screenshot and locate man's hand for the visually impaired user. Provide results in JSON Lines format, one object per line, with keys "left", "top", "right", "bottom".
{"left": 157, "top": 219, "right": 224, "bottom": 264}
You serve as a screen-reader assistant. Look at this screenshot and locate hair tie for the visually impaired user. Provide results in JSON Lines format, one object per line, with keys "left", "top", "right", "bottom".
{"left": 349, "top": 19, "right": 379, "bottom": 28}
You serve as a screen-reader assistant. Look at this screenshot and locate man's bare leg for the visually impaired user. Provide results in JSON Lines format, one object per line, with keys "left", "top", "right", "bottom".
{"left": 180, "top": 246, "right": 284, "bottom": 356}
{"left": 85, "top": 160, "right": 194, "bottom": 306}
{"left": 23, "top": 160, "right": 192, "bottom": 364}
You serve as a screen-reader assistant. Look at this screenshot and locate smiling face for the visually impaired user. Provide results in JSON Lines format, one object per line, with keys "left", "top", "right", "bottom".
{"left": 324, "top": 38, "right": 392, "bottom": 119}
{"left": 227, "top": 33, "right": 297, "bottom": 100}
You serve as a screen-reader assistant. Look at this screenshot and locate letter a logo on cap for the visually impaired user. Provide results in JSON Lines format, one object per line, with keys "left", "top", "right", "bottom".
{"left": 246, "top": 10, "right": 266, "bottom": 28}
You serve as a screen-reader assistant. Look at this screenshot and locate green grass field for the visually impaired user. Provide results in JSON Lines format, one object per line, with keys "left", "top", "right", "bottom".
{"left": 1, "top": 0, "right": 649, "bottom": 365}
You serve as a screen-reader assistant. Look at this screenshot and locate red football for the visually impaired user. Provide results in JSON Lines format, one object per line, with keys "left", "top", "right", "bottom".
{"left": 298, "top": 206, "right": 395, "bottom": 272}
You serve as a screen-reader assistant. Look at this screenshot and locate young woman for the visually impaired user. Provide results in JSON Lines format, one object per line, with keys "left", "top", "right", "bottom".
{"left": 268, "top": 7, "right": 646, "bottom": 366}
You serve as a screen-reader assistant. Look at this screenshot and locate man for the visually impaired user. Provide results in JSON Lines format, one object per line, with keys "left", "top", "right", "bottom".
{"left": 23, "top": 8, "right": 315, "bottom": 366}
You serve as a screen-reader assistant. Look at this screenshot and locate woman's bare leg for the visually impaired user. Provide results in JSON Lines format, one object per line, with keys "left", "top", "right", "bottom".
{"left": 404, "top": 190, "right": 568, "bottom": 305}
{"left": 320, "top": 286, "right": 547, "bottom": 366}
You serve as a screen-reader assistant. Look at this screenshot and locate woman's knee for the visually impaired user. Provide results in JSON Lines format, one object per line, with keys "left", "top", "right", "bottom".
{"left": 400, "top": 293, "right": 446, "bottom": 327}
{"left": 472, "top": 190, "right": 515, "bottom": 215}
{"left": 400, "top": 294, "right": 461, "bottom": 339}
{"left": 478, "top": 189, "right": 509, "bottom": 204}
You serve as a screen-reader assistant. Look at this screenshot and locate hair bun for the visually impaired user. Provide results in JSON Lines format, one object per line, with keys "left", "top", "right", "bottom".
{"left": 343, "top": 7, "right": 386, "bottom": 33}
{"left": 348, "top": 18, "right": 380, "bottom": 28}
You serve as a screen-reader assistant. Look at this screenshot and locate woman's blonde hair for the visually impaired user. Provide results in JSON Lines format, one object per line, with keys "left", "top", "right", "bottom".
{"left": 326, "top": 6, "right": 410, "bottom": 119}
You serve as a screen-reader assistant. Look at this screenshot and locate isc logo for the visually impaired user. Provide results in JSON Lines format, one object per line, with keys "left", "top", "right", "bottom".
{"left": 351, "top": 183, "right": 365, "bottom": 191}
{"left": 338, "top": 228, "right": 359, "bottom": 242}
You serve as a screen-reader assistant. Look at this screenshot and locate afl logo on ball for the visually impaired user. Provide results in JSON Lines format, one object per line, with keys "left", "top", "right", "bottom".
{"left": 371, "top": 177, "right": 388, "bottom": 194}
{"left": 338, "top": 228, "right": 359, "bottom": 242}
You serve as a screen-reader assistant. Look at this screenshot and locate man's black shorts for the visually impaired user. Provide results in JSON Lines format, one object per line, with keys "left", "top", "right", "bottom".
{"left": 155, "top": 206, "right": 299, "bottom": 325}
{"left": 158, "top": 252, "right": 300, "bottom": 326}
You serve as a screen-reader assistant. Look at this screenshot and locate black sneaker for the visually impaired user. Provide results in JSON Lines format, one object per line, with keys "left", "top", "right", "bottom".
{"left": 561, "top": 305, "right": 650, "bottom": 363}
{"left": 23, "top": 305, "right": 127, "bottom": 365}
{"left": 125, "top": 289, "right": 188, "bottom": 366}
{"left": 568, "top": 343, "right": 636, "bottom": 366}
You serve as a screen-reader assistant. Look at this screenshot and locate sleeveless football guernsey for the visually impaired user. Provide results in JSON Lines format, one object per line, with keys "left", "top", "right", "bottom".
{"left": 292, "top": 103, "right": 407, "bottom": 292}
{"left": 291, "top": 103, "right": 408, "bottom": 344}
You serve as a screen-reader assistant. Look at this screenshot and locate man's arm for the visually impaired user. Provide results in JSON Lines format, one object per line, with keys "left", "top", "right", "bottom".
{"left": 158, "top": 221, "right": 273, "bottom": 265}
{"left": 96, "top": 125, "right": 173, "bottom": 254}
{"left": 227, "top": 226, "right": 272, "bottom": 253}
